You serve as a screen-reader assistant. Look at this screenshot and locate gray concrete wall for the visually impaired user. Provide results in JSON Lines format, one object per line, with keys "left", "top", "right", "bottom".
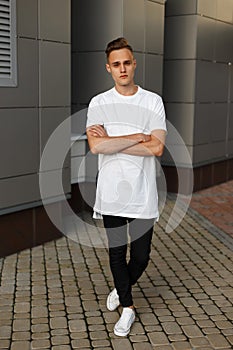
{"left": 0, "top": 0, "right": 71, "bottom": 214}
{"left": 163, "top": 0, "right": 233, "bottom": 168}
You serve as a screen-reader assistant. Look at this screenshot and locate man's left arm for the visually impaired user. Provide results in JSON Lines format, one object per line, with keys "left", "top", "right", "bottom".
{"left": 121, "top": 129, "right": 166, "bottom": 157}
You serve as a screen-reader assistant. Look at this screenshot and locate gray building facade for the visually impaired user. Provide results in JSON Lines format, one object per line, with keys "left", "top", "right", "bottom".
{"left": 0, "top": 0, "right": 232, "bottom": 256}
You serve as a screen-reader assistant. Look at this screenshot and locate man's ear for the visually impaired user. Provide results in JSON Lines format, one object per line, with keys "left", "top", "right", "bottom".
{"left": 133, "top": 58, "right": 137, "bottom": 68}
{"left": 106, "top": 63, "right": 111, "bottom": 73}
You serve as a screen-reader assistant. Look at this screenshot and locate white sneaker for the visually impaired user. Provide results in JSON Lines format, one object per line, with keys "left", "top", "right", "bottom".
{"left": 114, "top": 307, "right": 135, "bottom": 337}
{"left": 107, "top": 288, "right": 120, "bottom": 311}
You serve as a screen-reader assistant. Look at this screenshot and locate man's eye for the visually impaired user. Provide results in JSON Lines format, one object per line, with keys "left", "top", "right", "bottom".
{"left": 113, "top": 63, "right": 120, "bottom": 67}
{"left": 125, "top": 61, "right": 131, "bottom": 65}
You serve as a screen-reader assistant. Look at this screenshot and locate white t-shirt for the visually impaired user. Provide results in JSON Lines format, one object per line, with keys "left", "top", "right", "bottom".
{"left": 86, "top": 86, "right": 167, "bottom": 219}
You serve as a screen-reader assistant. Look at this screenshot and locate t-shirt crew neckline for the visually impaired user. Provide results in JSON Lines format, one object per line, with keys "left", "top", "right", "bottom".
{"left": 113, "top": 86, "right": 141, "bottom": 99}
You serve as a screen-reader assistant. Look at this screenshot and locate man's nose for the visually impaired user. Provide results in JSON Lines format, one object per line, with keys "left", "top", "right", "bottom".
{"left": 120, "top": 64, "right": 126, "bottom": 72}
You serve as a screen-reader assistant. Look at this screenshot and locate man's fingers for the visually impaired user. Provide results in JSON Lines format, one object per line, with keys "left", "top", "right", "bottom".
{"left": 87, "top": 125, "right": 107, "bottom": 137}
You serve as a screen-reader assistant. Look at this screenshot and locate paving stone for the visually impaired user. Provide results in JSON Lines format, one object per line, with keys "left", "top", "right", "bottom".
{"left": 202, "top": 304, "right": 222, "bottom": 316}
{"left": 31, "top": 306, "right": 48, "bottom": 318}
{"left": 50, "top": 317, "right": 68, "bottom": 329}
{"left": 31, "top": 324, "right": 50, "bottom": 333}
{"left": 0, "top": 339, "right": 10, "bottom": 349}
{"left": 139, "top": 313, "right": 158, "bottom": 326}
{"left": 133, "top": 343, "right": 153, "bottom": 349}
{"left": 207, "top": 333, "right": 231, "bottom": 348}
{"left": 111, "top": 338, "right": 133, "bottom": 350}
{"left": 223, "top": 329, "right": 233, "bottom": 336}
{"left": 147, "top": 332, "right": 170, "bottom": 346}
{"left": 51, "top": 335, "right": 70, "bottom": 345}
{"left": 32, "top": 332, "right": 50, "bottom": 340}
{"left": 51, "top": 329, "right": 69, "bottom": 336}
{"left": 31, "top": 339, "right": 51, "bottom": 349}
{"left": 176, "top": 317, "right": 195, "bottom": 326}
{"left": 12, "top": 331, "right": 30, "bottom": 340}
{"left": 91, "top": 339, "right": 111, "bottom": 347}
{"left": 182, "top": 325, "right": 203, "bottom": 338}
{"left": 197, "top": 319, "right": 215, "bottom": 328}
{"left": 89, "top": 330, "right": 108, "bottom": 340}
{"left": 11, "top": 341, "right": 31, "bottom": 350}
{"left": 203, "top": 327, "right": 221, "bottom": 335}
{"left": 71, "top": 338, "right": 91, "bottom": 348}
{"left": 190, "top": 337, "right": 211, "bottom": 348}
{"left": 69, "top": 319, "right": 87, "bottom": 332}
{"left": 89, "top": 324, "right": 105, "bottom": 331}
{"left": 13, "top": 319, "right": 30, "bottom": 332}
{"left": 86, "top": 316, "right": 104, "bottom": 325}
{"left": 161, "top": 322, "right": 182, "bottom": 335}
{"left": 0, "top": 325, "right": 11, "bottom": 339}
{"left": 171, "top": 341, "right": 192, "bottom": 349}
{"left": 215, "top": 320, "right": 233, "bottom": 329}
{"left": 168, "top": 334, "right": 186, "bottom": 342}
{"left": 227, "top": 335, "right": 233, "bottom": 345}
{"left": 180, "top": 297, "right": 199, "bottom": 308}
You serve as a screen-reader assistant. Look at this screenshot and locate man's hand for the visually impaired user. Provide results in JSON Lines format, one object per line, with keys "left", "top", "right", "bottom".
{"left": 87, "top": 125, "right": 108, "bottom": 137}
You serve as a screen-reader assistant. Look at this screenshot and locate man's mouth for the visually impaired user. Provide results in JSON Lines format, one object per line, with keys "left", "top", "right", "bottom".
{"left": 120, "top": 75, "right": 128, "bottom": 78}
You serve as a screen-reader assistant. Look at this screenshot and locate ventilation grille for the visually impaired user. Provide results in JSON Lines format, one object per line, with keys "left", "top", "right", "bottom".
{"left": 0, "top": 0, "right": 17, "bottom": 86}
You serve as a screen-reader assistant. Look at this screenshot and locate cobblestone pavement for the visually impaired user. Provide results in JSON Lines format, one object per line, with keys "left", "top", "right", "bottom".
{"left": 1, "top": 193, "right": 233, "bottom": 349}
{"left": 190, "top": 180, "right": 233, "bottom": 240}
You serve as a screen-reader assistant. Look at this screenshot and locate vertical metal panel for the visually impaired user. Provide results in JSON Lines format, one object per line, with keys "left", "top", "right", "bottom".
{"left": 164, "top": 15, "right": 197, "bottom": 59}
{"left": 195, "top": 61, "right": 228, "bottom": 102}
{"left": 39, "top": 41, "right": 70, "bottom": 107}
{"left": 210, "top": 103, "right": 228, "bottom": 142}
{"left": 231, "top": 65, "right": 233, "bottom": 102}
{"left": 216, "top": 0, "right": 233, "bottom": 24}
{"left": 165, "top": 103, "right": 195, "bottom": 145}
{"left": 17, "top": 0, "right": 38, "bottom": 38}
{"left": 0, "top": 174, "right": 40, "bottom": 209}
{"left": 73, "top": 0, "right": 123, "bottom": 52}
{"left": 145, "top": 1, "right": 164, "bottom": 54}
{"left": 145, "top": 54, "right": 163, "bottom": 95}
{"left": 40, "top": 107, "right": 71, "bottom": 169}
{"left": 163, "top": 60, "right": 196, "bottom": 102}
{"left": 196, "top": 16, "right": 216, "bottom": 61}
{"left": 193, "top": 142, "right": 226, "bottom": 164}
{"left": 73, "top": 51, "right": 112, "bottom": 105}
{"left": 166, "top": 0, "right": 197, "bottom": 16}
{"left": 194, "top": 104, "right": 212, "bottom": 144}
{"left": 197, "top": 0, "right": 217, "bottom": 19}
{"left": 123, "top": 0, "right": 145, "bottom": 51}
{"left": 215, "top": 21, "right": 233, "bottom": 64}
{"left": 39, "top": 0, "right": 70, "bottom": 43}
{"left": 228, "top": 103, "right": 233, "bottom": 139}
{"left": 0, "top": 108, "right": 39, "bottom": 179}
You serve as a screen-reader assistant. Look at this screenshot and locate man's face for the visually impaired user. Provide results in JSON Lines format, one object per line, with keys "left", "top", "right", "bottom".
{"left": 106, "top": 48, "right": 136, "bottom": 87}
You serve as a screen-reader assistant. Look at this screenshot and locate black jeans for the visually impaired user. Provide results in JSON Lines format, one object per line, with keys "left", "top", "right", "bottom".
{"left": 103, "top": 215, "right": 154, "bottom": 307}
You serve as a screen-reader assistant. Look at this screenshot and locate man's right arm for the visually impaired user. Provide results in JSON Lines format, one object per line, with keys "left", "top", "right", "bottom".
{"left": 86, "top": 125, "right": 150, "bottom": 155}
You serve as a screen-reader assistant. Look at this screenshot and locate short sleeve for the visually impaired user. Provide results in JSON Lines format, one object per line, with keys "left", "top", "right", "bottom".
{"left": 149, "top": 96, "right": 167, "bottom": 132}
{"left": 86, "top": 97, "right": 104, "bottom": 128}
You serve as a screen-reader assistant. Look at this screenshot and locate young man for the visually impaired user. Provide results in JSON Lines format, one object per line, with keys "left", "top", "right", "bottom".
{"left": 86, "top": 37, "right": 166, "bottom": 337}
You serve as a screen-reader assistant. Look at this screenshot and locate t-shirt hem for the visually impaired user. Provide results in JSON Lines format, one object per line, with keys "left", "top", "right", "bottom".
{"left": 93, "top": 209, "right": 159, "bottom": 221}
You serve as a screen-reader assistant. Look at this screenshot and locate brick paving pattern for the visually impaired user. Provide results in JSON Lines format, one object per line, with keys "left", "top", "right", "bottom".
{"left": 190, "top": 180, "right": 233, "bottom": 238}
{"left": 1, "top": 191, "right": 233, "bottom": 349}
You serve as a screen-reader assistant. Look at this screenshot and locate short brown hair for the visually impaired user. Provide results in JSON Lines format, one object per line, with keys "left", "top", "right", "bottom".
{"left": 105, "top": 37, "right": 133, "bottom": 60}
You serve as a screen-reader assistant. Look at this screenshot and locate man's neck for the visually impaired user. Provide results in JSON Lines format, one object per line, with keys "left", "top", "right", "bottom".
{"left": 115, "top": 84, "right": 138, "bottom": 96}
